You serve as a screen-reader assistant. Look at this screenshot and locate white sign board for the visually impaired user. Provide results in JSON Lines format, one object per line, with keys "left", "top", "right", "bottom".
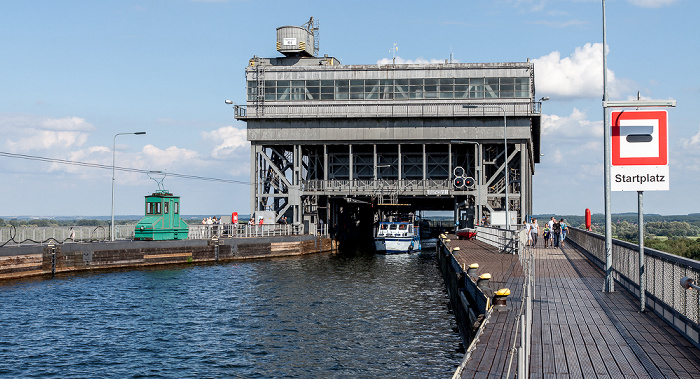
{"left": 611, "top": 110, "right": 669, "bottom": 191}
{"left": 490, "top": 211, "right": 517, "bottom": 228}
{"left": 283, "top": 38, "right": 297, "bottom": 46}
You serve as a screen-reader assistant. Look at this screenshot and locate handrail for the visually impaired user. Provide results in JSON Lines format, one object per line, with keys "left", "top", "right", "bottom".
{"left": 0, "top": 223, "right": 304, "bottom": 246}
{"left": 236, "top": 101, "right": 543, "bottom": 120}
{"left": 568, "top": 227, "right": 700, "bottom": 349}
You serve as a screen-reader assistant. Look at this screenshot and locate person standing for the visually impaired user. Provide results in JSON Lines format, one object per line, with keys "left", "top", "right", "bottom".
{"left": 525, "top": 220, "right": 533, "bottom": 246}
{"left": 552, "top": 219, "right": 562, "bottom": 248}
{"left": 548, "top": 217, "right": 555, "bottom": 246}
{"left": 543, "top": 224, "right": 551, "bottom": 248}
{"left": 531, "top": 218, "right": 539, "bottom": 247}
{"left": 560, "top": 218, "right": 569, "bottom": 246}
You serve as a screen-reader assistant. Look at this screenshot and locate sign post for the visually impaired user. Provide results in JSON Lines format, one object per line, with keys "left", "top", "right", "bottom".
{"left": 607, "top": 106, "right": 673, "bottom": 311}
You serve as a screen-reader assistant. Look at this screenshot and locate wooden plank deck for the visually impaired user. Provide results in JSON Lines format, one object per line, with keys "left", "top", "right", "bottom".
{"left": 448, "top": 235, "right": 700, "bottom": 378}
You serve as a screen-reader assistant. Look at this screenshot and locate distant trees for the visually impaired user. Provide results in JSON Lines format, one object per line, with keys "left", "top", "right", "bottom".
{"left": 645, "top": 238, "right": 700, "bottom": 261}
{"left": 587, "top": 220, "right": 700, "bottom": 241}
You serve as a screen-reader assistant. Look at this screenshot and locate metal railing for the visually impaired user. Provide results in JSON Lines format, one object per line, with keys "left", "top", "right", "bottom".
{"left": 452, "top": 228, "right": 532, "bottom": 378}
{"left": 1, "top": 223, "right": 304, "bottom": 246}
{"left": 568, "top": 227, "right": 700, "bottom": 349}
{"left": 189, "top": 224, "right": 302, "bottom": 239}
{"left": 0, "top": 225, "right": 111, "bottom": 246}
{"left": 511, "top": 231, "right": 534, "bottom": 378}
{"left": 475, "top": 225, "right": 522, "bottom": 254}
{"left": 238, "top": 101, "right": 542, "bottom": 120}
{"left": 301, "top": 179, "right": 452, "bottom": 194}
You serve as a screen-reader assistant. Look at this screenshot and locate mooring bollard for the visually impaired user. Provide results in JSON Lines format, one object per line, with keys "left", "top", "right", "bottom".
{"left": 477, "top": 273, "right": 491, "bottom": 290}
{"left": 467, "top": 263, "right": 479, "bottom": 278}
{"left": 493, "top": 288, "right": 511, "bottom": 307}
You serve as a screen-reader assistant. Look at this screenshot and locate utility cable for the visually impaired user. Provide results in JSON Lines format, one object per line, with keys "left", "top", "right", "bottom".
{"left": 0, "top": 151, "right": 250, "bottom": 185}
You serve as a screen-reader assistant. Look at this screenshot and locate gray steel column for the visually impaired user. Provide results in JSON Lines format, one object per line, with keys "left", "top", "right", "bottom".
{"left": 639, "top": 191, "right": 645, "bottom": 312}
{"left": 323, "top": 144, "right": 328, "bottom": 181}
{"left": 250, "top": 144, "right": 258, "bottom": 216}
{"left": 398, "top": 144, "right": 402, "bottom": 180}
{"left": 602, "top": 0, "right": 614, "bottom": 292}
{"left": 448, "top": 143, "right": 452, "bottom": 184}
{"left": 422, "top": 144, "right": 426, "bottom": 181}
{"left": 349, "top": 144, "right": 353, "bottom": 181}
{"left": 373, "top": 144, "right": 377, "bottom": 181}
{"left": 476, "top": 143, "right": 482, "bottom": 223}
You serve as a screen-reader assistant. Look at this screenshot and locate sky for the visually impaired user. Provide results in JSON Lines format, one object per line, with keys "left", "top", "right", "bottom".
{"left": 1, "top": 0, "right": 698, "bottom": 218}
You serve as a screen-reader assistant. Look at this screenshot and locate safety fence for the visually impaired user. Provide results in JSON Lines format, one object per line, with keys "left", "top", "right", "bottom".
{"left": 474, "top": 225, "right": 522, "bottom": 254}
{"left": 239, "top": 101, "right": 542, "bottom": 120}
{"left": 567, "top": 227, "right": 700, "bottom": 349}
{"left": 1, "top": 223, "right": 303, "bottom": 246}
{"left": 451, "top": 229, "right": 533, "bottom": 378}
{"left": 510, "top": 231, "right": 534, "bottom": 378}
{"left": 0, "top": 225, "right": 111, "bottom": 246}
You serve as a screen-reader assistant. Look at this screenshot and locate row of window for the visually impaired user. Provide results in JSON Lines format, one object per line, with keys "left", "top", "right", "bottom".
{"left": 247, "top": 77, "right": 531, "bottom": 101}
{"left": 146, "top": 201, "right": 180, "bottom": 215}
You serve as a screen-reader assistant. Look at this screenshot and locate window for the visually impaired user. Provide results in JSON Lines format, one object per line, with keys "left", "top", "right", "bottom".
{"left": 174, "top": 202, "right": 179, "bottom": 214}
{"left": 147, "top": 202, "right": 162, "bottom": 215}
{"left": 164, "top": 202, "right": 169, "bottom": 214}
{"left": 248, "top": 76, "right": 532, "bottom": 101}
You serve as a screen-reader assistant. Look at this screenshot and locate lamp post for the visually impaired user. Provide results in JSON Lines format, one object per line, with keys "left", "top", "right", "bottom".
{"left": 111, "top": 132, "right": 146, "bottom": 241}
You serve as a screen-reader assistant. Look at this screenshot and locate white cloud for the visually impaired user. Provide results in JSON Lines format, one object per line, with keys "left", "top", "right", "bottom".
{"left": 0, "top": 114, "right": 93, "bottom": 152}
{"left": 533, "top": 43, "right": 626, "bottom": 99}
{"left": 681, "top": 125, "right": 700, "bottom": 150}
{"left": 542, "top": 108, "right": 603, "bottom": 139}
{"left": 201, "top": 126, "right": 249, "bottom": 159}
{"left": 628, "top": 0, "right": 678, "bottom": 8}
{"left": 142, "top": 144, "right": 201, "bottom": 169}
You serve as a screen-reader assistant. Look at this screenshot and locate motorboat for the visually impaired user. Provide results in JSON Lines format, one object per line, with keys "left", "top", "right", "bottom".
{"left": 374, "top": 218, "right": 421, "bottom": 254}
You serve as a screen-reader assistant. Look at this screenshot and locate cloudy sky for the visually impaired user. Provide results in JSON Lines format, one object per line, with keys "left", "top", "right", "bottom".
{"left": 1, "top": 0, "right": 698, "bottom": 217}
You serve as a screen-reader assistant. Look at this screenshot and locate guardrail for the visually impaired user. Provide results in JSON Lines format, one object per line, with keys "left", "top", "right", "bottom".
{"left": 301, "top": 179, "right": 452, "bottom": 194}
{"left": 0, "top": 225, "right": 111, "bottom": 246}
{"left": 238, "top": 101, "right": 541, "bottom": 120}
{"left": 567, "top": 227, "right": 700, "bottom": 349}
{"left": 1, "top": 223, "right": 304, "bottom": 246}
{"left": 474, "top": 225, "right": 522, "bottom": 254}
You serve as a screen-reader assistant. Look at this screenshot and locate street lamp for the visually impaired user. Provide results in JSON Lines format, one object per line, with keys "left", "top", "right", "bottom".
{"left": 111, "top": 132, "right": 146, "bottom": 241}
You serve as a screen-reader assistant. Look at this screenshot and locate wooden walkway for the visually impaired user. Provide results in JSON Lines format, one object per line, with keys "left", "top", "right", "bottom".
{"left": 448, "top": 236, "right": 700, "bottom": 378}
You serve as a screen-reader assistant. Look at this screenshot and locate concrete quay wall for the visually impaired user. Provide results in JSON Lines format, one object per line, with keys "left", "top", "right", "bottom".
{"left": 0, "top": 235, "right": 335, "bottom": 280}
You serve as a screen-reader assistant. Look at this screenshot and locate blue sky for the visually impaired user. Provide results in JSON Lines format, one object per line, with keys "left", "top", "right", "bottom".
{"left": 1, "top": 0, "right": 698, "bottom": 217}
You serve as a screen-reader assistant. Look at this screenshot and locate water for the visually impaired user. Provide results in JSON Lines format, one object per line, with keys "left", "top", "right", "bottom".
{"left": 0, "top": 250, "right": 462, "bottom": 378}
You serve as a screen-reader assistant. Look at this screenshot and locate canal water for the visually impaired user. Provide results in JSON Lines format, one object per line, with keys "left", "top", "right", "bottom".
{"left": 0, "top": 250, "right": 462, "bottom": 378}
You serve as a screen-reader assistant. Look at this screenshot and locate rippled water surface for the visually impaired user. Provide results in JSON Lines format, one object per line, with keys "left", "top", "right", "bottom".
{"left": 0, "top": 250, "right": 462, "bottom": 378}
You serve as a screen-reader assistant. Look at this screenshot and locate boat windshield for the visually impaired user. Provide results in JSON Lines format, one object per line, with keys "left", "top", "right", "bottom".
{"left": 389, "top": 224, "right": 398, "bottom": 230}
{"left": 398, "top": 224, "right": 407, "bottom": 230}
{"left": 380, "top": 224, "right": 388, "bottom": 230}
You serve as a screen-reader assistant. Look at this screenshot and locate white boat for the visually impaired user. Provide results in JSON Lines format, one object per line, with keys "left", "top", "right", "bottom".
{"left": 374, "top": 220, "right": 421, "bottom": 254}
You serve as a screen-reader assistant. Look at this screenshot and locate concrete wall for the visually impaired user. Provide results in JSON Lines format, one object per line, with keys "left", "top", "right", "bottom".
{"left": 0, "top": 236, "right": 335, "bottom": 281}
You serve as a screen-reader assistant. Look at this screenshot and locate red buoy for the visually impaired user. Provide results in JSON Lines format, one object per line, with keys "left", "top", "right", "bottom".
{"left": 585, "top": 208, "right": 591, "bottom": 231}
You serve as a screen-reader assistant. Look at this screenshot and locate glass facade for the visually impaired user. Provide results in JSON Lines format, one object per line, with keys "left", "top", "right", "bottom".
{"left": 247, "top": 77, "right": 530, "bottom": 101}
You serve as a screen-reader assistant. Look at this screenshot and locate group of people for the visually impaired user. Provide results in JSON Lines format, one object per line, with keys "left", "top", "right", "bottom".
{"left": 526, "top": 217, "right": 569, "bottom": 248}
{"left": 200, "top": 216, "right": 222, "bottom": 226}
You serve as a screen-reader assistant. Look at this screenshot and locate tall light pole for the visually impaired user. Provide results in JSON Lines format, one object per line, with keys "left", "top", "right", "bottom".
{"left": 111, "top": 132, "right": 146, "bottom": 241}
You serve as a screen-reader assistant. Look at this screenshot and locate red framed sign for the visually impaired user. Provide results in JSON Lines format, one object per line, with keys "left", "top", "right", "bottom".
{"left": 611, "top": 110, "right": 668, "bottom": 166}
